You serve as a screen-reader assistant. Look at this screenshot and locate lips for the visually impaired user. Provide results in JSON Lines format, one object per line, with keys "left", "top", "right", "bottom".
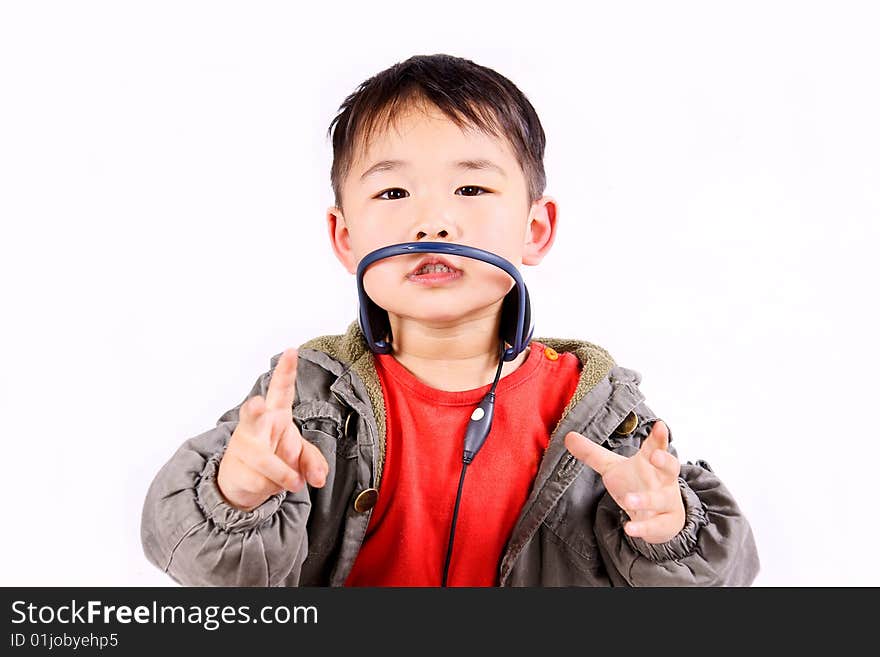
{"left": 407, "top": 255, "right": 463, "bottom": 277}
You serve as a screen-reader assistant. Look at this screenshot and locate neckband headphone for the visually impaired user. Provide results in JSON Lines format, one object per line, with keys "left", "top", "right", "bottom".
{"left": 356, "top": 241, "right": 534, "bottom": 362}
{"left": 355, "top": 241, "right": 535, "bottom": 586}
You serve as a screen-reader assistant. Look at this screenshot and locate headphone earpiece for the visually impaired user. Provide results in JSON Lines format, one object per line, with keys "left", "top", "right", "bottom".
{"left": 499, "top": 282, "right": 534, "bottom": 361}
{"left": 360, "top": 295, "right": 393, "bottom": 354}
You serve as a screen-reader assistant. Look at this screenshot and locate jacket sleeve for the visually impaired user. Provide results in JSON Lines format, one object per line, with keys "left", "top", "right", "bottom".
{"left": 140, "top": 363, "right": 311, "bottom": 586}
{"left": 593, "top": 403, "right": 760, "bottom": 586}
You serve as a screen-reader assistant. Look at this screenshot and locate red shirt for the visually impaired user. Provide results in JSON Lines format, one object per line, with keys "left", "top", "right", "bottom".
{"left": 344, "top": 341, "right": 582, "bottom": 587}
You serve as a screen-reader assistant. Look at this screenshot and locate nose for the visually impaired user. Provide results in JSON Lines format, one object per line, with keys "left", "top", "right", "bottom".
{"left": 415, "top": 226, "right": 449, "bottom": 240}
{"left": 414, "top": 216, "right": 458, "bottom": 241}
{"left": 411, "top": 197, "right": 460, "bottom": 241}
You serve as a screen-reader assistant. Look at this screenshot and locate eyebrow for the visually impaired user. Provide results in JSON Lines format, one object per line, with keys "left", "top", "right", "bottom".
{"left": 359, "top": 158, "right": 507, "bottom": 182}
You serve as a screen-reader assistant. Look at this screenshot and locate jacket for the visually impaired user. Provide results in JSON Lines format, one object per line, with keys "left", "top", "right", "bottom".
{"left": 141, "top": 319, "right": 760, "bottom": 586}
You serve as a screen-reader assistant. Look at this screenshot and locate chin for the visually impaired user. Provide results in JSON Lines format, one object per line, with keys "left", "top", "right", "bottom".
{"left": 386, "top": 296, "right": 506, "bottom": 326}
{"left": 382, "top": 303, "right": 471, "bottom": 324}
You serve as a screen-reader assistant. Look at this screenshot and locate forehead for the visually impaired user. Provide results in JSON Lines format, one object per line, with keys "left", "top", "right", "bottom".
{"left": 352, "top": 103, "right": 518, "bottom": 173}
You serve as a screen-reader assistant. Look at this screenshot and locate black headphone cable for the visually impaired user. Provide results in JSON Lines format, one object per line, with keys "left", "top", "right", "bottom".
{"left": 441, "top": 340, "right": 507, "bottom": 587}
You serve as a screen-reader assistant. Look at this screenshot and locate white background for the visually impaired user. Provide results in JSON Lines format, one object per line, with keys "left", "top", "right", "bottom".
{"left": 1, "top": 1, "right": 877, "bottom": 586}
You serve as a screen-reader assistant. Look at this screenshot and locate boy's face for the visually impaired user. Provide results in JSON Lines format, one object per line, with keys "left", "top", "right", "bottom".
{"left": 327, "top": 103, "right": 557, "bottom": 328}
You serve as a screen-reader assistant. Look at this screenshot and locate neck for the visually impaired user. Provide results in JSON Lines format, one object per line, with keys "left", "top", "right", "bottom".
{"left": 386, "top": 305, "right": 529, "bottom": 392}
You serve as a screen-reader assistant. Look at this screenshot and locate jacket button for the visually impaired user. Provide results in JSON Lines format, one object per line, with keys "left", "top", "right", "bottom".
{"left": 614, "top": 410, "right": 639, "bottom": 435}
{"left": 544, "top": 346, "right": 559, "bottom": 361}
{"left": 353, "top": 488, "right": 379, "bottom": 513}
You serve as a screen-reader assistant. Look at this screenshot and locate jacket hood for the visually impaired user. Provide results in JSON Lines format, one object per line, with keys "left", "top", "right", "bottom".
{"left": 300, "top": 319, "right": 617, "bottom": 484}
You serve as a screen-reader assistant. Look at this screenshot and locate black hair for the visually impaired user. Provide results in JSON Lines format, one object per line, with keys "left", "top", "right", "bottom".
{"left": 327, "top": 53, "right": 546, "bottom": 211}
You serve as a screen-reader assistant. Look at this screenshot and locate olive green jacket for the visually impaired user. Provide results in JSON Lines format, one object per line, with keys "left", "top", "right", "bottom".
{"left": 141, "top": 320, "right": 760, "bottom": 586}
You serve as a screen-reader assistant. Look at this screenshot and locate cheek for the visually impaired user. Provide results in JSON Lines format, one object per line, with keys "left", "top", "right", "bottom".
{"left": 349, "top": 234, "right": 380, "bottom": 262}
{"left": 361, "top": 264, "right": 400, "bottom": 302}
{"left": 467, "top": 258, "right": 516, "bottom": 293}
{"left": 470, "top": 215, "right": 526, "bottom": 259}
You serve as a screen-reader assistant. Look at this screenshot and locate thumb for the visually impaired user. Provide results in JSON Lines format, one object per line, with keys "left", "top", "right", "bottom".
{"left": 564, "top": 431, "right": 621, "bottom": 476}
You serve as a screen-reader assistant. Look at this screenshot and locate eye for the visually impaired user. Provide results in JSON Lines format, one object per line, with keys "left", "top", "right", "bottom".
{"left": 375, "top": 188, "right": 409, "bottom": 200}
{"left": 456, "top": 186, "right": 489, "bottom": 197}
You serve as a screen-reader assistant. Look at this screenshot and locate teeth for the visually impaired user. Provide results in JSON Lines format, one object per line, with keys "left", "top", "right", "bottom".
{"left": 414, "top": 263, "right": 455, "bottom": 275}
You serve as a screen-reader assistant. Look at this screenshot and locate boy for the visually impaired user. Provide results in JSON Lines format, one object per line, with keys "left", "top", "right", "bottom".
{"left": 141, "top": 53, "right": 759, "bottom": 586}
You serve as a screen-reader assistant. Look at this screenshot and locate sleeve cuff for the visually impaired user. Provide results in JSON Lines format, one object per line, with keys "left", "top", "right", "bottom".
{"left": 621, "top": 477, "right": 709, "bottom": 562}
{"left": 195, "top": 451, "right": 287, "bottom": 534}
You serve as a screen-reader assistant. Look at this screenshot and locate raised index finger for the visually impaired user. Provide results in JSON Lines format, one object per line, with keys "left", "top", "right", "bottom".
{"left": 265, "top": 348, "right": 299, "bottom": 411}
{"left": 564, "top": 431, "right": 624, "bottom": 476}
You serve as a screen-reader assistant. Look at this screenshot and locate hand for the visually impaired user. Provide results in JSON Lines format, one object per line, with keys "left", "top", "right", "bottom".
{"left": 217, "top": 348, "right": 330, "bottom": 512}
{"left": 564, "top": 420, "right": 685, "bottom": 544}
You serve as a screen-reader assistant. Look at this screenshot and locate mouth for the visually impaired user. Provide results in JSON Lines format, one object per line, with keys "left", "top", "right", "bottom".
{"left": 406, "top": 255, "right": 464, "bottom": 286}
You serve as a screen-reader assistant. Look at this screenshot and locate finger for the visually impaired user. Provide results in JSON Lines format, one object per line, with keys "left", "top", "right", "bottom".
{"left": 564, "top": 431, "right": 623, "bottom": 476}
{"left": 234, "top": 439, "right": 303, "bottom": 492}
{"left": 624, "top": 512, "right": 680, "bottom": 542}
{"left": 298, "top": 439, "right": 330, "bottom": 488}
{"left": 224, "top": 451, "right": 283, "bottom": 497}
{"left": 238, "top": 395, "right": 266, "bottom": 430}
{"left": 253, "top": 406, "right": 291, "bottom": 453}
{"left": 275, "top": 421, "right": 304, "bottom": 469}
{"left": 628, "top": 509, "right": 660, "bottom": 522}
{"left": 624, "top": 490, "right": 668, "bottom": 513}
{"left": 265, "top": 348, "right": 299, "bottom": 411}
{"left": 649, "top": 447, "right": 681, "bottom": 481}
{"left": 639, "top": 420, "right": 669, "bottom": 459}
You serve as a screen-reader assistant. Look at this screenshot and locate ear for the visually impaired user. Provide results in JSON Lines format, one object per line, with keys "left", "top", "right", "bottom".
{"left": 327, "top": 207, "right": 357, "bottom": 275}
{"left": 521, "top": 196, "right": 558, "bottom": 266}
